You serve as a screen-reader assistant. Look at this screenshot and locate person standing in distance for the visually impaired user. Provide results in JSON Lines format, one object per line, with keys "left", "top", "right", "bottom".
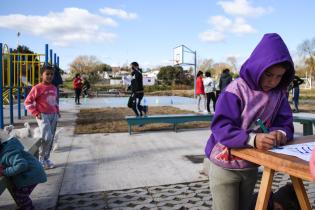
{"left": 73, "top": 73, "right": 82, "bottom": 105}
{"left": 290, "top": 75, "right": 304, "bottom": 112}
{"left": 218, "top": 68, "right": 232, "bottom": 98}
{"left": 129, "top": 62, "right": 147, "bottom": 116}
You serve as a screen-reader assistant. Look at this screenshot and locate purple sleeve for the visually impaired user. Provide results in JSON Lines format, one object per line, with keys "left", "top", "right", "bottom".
{"left": 211, "top": 92, "right": 249, "bottom": 148}
{"left": 269, "top": 97, "right": 294, "bottom": 141}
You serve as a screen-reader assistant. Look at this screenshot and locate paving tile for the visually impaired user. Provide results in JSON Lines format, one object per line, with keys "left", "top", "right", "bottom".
{"left": 57, "top": 175, "right": 315, "bottom": 210}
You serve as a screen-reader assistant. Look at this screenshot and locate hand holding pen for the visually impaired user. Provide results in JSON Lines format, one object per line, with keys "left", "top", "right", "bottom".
{"left": 255, "top": 119, "right": 285, "bottom": 150}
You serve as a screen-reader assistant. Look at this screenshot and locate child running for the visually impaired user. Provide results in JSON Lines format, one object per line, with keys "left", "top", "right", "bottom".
{"left": 205, "top": 33, "right": 295, "bottom": 210}
{"left": 24, "top": 64, "right": 60, "bottom": 169}
{"left": 0, "top": 136, "right": 47, "bottom": 210}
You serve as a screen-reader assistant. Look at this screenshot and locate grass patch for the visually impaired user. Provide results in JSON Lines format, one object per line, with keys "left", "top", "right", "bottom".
{"left": 75, "top": 106, "right": 210, "bottom": 134}
{"left": 291, "top": 102, "right": 315, "bottom": 113}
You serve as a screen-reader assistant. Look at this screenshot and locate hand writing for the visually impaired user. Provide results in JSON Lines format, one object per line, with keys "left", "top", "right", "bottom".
{"left": 255, "top": 133, "right": 275, "bottom": 150}
{"left": 269, "top": 130, "right": 287, "bottom": 146}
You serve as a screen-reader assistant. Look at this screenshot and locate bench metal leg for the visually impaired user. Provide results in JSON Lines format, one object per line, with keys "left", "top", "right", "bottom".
{"left": 174, "top": 123, "right": 177, "bottom": 132}
{"left": 128, "top": 125, "right": 132, "bottom": 135}
{"left": 301, "top": 122, "right": 313, "bottom": 136}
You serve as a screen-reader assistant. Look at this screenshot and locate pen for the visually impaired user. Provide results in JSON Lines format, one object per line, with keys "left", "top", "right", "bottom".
{"left": 256, "top": 119, "right": 282, "bottom": 149}
{"left": 256, "top": 119, "right": 268, "bottom": 133}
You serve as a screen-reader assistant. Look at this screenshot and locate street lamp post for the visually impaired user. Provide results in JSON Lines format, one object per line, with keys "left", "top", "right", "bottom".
{"left": 17, "top": 32, "right": 21, "bottom": 119}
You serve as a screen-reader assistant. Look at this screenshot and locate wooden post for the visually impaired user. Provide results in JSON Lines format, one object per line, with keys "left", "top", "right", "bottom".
{"left": 255, "top": 167, "right": 274, "bottom": 210}
{"left": 290, "top": 176, "right": 312, "bottom": 210}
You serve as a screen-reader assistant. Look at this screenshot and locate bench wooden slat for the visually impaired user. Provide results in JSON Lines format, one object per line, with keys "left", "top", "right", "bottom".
{"left": 125, "top": 114, "right": 213, "bottom": 134}
{"left": 126, "top": 114, "right": 315, "bottom": 136}
{"left": 293, "top": 116, "right": 315, "bottom": 136}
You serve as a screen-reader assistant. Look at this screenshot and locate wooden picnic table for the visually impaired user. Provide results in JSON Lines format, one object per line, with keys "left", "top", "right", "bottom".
{"left": 231, "top": 135, "right": 315, "bottom": 210}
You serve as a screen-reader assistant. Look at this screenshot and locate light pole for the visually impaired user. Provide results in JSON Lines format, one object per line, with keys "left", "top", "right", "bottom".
{"left": 17, "top": 32, "right": 20, "bottom": 48}
{"left": 17, "top": 32, "right": 21, "bottom": 119}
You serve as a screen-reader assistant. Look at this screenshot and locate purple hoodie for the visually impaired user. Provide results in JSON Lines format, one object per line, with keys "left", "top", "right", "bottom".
{"left": 205, "top": 33, "right": 295, "bottom": 169}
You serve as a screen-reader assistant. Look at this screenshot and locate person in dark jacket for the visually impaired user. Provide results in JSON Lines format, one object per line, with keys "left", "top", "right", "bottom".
{"left": 82, "top": 78, "right": 91, "bottom": 98}
{"left": 218, "top": 68, "right": 232, "bottom": 93}
{"left": 129, "top": 62, "right": 147, "bottom": 116}
{"left": 0, "top": 137, "right": 47, "bottom": 210}
{"left": 290, "top": 75, "right": 304, "bottom": 112}
{"left": 52, "top": 65, "right": 63, "bottom": 104}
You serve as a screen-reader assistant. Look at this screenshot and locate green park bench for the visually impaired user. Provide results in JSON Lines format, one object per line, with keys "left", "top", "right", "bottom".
{"left": 125, "top": 114, "right": 213, "bottom": 135}
{"left": 293, "top": 115, "right": 315, "bottom": 136}
{"left": 126, "top": 113, "right": 315, "bottom": 136}
{"left": 0, "top": 137, "right": 41, "bottom": 196}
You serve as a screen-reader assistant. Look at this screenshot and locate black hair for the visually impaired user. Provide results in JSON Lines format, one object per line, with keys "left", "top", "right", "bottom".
{"left": 130, "top": 62, "right": 139, "bottom": 68}
{"left": 269, "top": 61, "right": 294, "bottom": 89}
{"left": 75, "top": 73, "right": 80, "bottom": 78}
{"left": 223, "top": 68, "right": 230, "bottom": 73}
{"left": 197, "top": 71, "right": 203, "bottom": 77}
{"left": 40, "top": 64, "right": 55, "bottom": 75}
{"left": 205, "top": 72, "right": 211, "bottom": 77}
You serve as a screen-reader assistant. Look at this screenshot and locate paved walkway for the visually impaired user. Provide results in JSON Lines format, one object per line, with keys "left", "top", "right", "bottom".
{"left": 0, "top": 98, "right": 314, "bottom": 209}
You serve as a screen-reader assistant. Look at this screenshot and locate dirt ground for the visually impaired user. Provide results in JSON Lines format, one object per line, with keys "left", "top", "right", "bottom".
{"left": 291, "top": 102, "right": 315, "bottom": 113}
{"left": 75, "top": 106, "right": 211, "bottom": 134}
{"left": 74, "top": 100, "right": 315, "bottom": 134}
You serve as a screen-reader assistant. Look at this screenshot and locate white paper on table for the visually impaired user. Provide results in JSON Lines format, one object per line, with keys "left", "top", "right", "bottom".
{"left": 270, "top": 142, "right": 315, "bottom": 162}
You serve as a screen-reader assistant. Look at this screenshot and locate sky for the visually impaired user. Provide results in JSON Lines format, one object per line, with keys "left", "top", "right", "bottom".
{"left": 1, "top": 0, "right": 315, "bottom": 72}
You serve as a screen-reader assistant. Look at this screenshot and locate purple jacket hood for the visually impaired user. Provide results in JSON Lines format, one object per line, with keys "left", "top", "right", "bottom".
{"left": 240, "top": 33, "right": 295, "bottom": 91}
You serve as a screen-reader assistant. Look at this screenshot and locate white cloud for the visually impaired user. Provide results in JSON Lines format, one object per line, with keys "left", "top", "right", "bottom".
{"left": 100, "top": 7, "right": 138, "bottom": 20}
{"left": 200, "top": 16, "right": 255, "bottom": 42}
{"left": 199, "top": 30, "right": 225, "bottom": 42}
{"left": 199, "top": 0, "right": 269, "bottom": 42}
{"left": 231, "top": 17, "right": 255, "bottom": 34}
{"left": 209, "top": 16, "right": 232, "bottom": 31}
{"left": 217, "top": 0, "right": 272, "bottom": 17}
{"left": 0, "top": 8, "right": 118, "bottom": 47}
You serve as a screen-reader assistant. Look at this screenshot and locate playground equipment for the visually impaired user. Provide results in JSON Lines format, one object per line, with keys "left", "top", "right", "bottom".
{"left": 0, "top": 43, "right": 60, "bottom": 128}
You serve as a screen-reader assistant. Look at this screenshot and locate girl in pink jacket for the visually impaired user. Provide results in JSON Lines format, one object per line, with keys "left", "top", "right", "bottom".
{"left": 24, "top": 65, "right": 60, "bottom": 170}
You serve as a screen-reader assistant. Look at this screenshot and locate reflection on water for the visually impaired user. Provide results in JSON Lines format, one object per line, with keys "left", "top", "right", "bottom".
{"left": 59, "top": 96, "right": 196, "bottom": 109}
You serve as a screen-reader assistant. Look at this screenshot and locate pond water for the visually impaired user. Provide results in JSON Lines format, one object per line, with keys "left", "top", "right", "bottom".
{"left": 59, "top": 96, "right": 196, "bottom": 109}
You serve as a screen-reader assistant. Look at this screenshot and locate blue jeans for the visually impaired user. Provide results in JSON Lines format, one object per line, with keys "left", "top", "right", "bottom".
{"left": 292, "top": 87, "right": 300, "bottom": 111}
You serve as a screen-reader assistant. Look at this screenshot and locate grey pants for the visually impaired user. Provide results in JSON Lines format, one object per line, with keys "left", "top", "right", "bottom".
{"left": 36, "top": 113, "right": 58, "bottom": 161}
{"left": 209, "top": 161, "right": 258, "bottom": 210}
{"left": 197, "top": 94, "right": 206, "bottom": 111}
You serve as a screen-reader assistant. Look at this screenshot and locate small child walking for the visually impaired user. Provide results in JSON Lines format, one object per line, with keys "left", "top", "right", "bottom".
{"left": 196, "top": 70, "right": 206, "bottom": 112}
{"left": 205, "top": 33, "right": 295, "bottom": 210}
{"left": 73, "top": 73, "right": 82, "bottom": 105}
{"left": 24, "top": 64, "right": 60, "bottom": 169}
{"left": 0, "top": 137, "right": 47, "bottom": 210}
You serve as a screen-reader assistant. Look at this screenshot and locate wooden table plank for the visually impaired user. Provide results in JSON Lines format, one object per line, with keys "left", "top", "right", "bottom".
{"left": 231, "top": 135, "right": 315, "bottom": 181}
{"left": 231, "top": 135, "right": 315, "bottom": 210}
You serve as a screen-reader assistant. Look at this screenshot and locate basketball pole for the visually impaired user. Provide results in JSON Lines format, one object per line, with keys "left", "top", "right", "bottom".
{"left": 194, "top": 50, "right": 197, "bottom": 99}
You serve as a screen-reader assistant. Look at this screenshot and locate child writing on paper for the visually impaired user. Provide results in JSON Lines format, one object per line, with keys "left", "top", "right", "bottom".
{"left": 205, "top": 33, "right": 295, "bottom": 210}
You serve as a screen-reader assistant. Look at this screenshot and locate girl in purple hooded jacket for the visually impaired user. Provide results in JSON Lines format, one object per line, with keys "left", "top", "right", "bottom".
{"left": 205, "top": 33, "right": 295, "bottom": 210}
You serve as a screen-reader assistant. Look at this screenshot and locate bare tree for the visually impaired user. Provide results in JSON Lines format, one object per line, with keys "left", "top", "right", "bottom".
{"left": 69, "top": 55, "right": 101, "bottom": 75}
{"left": 212, "top": 62, "right": 232, "bottom": 79}
{"left": 198, "top": 58, "right": 214, "bottom": 72}
{"left": 226, "top": 56, "right": 238, "bottom": 73}
{"left": 297, "top": 38, "right": 315, "bottom": 81}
